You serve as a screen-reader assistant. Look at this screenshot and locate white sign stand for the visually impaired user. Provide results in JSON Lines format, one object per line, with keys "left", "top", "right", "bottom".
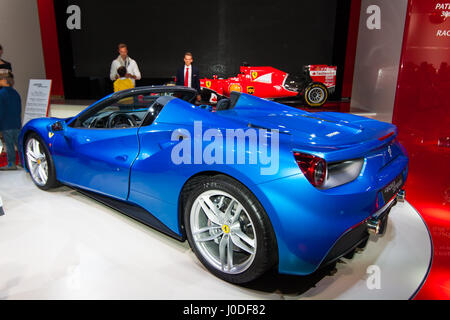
{"left": 23, "top": 79, "right": 52, "bottom": 126}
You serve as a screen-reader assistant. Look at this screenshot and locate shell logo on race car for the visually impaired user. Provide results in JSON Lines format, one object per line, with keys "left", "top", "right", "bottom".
{"left": 229, "top": 83, "right": 242, "bottom": 93}
{"left": 205, "top": 81, "right": 211, "bottom": 88}
{"left": 247, "top": 86, "right": 255, "bottom": 94}
{"left": 251, "top": 71, "right": 258, "bottom": 80}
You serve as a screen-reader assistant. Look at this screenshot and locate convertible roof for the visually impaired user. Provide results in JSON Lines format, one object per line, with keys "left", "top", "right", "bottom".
{"left": 111, "top": 85, "right": 198, "bottom": 99}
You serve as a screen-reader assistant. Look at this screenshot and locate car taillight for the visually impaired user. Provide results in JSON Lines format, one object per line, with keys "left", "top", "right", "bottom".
{"left": 378, "top": 131, "right": 395, "bottom": 141}
{"left": 294, "top": 152, "right": 327, "bottom": 187}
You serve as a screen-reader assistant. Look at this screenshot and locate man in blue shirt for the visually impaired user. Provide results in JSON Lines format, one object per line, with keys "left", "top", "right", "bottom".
{"left": 0, "top": 73, "right": 21, "bottom": 170}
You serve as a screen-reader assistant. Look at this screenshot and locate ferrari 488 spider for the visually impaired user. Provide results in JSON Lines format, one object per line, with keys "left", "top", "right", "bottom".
{"left": 19, "top": 86, "right": 408, "bottom": 283}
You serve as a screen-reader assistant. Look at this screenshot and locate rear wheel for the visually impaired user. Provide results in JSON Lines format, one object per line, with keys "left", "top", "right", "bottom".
{"left": 24, "top": 133, "right": 58, "bottom": 190}
{"left": 304, "top": 82, "right": 328, "bottom": 107}
{"left": 184, "top": 175, "right": 278, "bottom": 284}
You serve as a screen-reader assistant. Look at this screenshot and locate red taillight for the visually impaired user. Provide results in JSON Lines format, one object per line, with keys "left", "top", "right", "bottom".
{"left": 378, "top": 131, "right": 395, "bottom": 141}
{"left": 294, "top": 152, "right": 327, "bottom": 187}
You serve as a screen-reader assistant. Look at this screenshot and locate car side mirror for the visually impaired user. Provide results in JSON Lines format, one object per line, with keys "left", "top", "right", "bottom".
{"left": 51, "top": 121, "right": 66, "bottom": 132}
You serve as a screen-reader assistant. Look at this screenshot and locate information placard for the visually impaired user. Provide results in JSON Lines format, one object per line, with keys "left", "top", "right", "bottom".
{"left": 23, "top": 79, "right": 52, "bottom": 126}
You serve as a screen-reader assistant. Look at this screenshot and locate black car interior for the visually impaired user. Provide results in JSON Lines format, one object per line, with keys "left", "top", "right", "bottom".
{"left": 73, "top": 90, "right": 196, "bottom": 129}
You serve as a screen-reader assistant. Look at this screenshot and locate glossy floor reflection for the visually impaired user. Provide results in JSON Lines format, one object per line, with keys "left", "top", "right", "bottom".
{"left": 0, "top": 170, "right": 431, "bottom": 299}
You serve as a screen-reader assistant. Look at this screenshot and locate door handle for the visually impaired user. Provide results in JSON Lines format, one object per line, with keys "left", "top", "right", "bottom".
{"left": 115, "top": 155, "right": 128, "bottom": 162}
{"left": 159, "top": 135, "right": 188, "bottom": 149}
{"left": 159, "top": 141, "right": 178, "bottom": 149}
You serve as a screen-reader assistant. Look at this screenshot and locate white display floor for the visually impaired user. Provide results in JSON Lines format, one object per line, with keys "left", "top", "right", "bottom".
{"left": 0, "top": 170, "right": 432, "bottom": 300}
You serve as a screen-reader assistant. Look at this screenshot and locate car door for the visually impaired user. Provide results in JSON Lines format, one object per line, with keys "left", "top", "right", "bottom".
{"left": 52, "top": 94, "right": 146, "bottom": 200}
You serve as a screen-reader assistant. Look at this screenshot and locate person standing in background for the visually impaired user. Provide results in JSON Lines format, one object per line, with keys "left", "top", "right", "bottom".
{"left": 110, "top": 43, "right": 141, "bottom": 86}
{"left": 175, "top": 52, "right": 201, "bottom": 102}
{"left": 0, "top": 73, "right": 21, "bottom": 171}
{"left": 113, "top": 66, "right": 134, "bottom": 92}
{"left": 0, "top": 44, "right": 13, "bottom": 75}
{"left": 175, "top": 52, "right": 201, "bottom": 98}
{"left": 0, "top": 45, "right": 12, "bottom": 163}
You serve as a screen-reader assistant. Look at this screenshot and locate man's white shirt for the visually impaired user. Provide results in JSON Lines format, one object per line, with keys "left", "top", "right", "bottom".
{"left": 110, "top": 56, "right": 141, "bottom": 85}
{"left": 184, "top": 65, "right": 192, "bottom": 88}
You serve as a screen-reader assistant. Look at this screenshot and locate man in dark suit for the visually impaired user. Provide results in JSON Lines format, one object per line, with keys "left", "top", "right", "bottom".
{"left": 176, "top": 52, "right": 201, "bottom": 100}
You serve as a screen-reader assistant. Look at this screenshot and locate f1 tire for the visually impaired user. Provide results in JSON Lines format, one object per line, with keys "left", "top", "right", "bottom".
{"left": 304, "top": 82, "right": 328, "bottom": 107}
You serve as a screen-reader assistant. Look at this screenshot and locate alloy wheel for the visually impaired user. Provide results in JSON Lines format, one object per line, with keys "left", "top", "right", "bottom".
{"left": 26, "top": 138, "right": 48, "bottom": 186}
{"left": 190, "top": 190, "right": 257, "bottom": 274}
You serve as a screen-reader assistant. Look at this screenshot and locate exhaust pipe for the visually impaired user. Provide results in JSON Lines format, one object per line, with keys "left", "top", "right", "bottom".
{"left": 397, "top": 189, "right": 406, "bottom": 202}
{"left": 367, "top": 214, "right": 389, "bottom": 235}
{"left": 367, "top": 195, "right": 399, "bottom": 235}
{"left": 367, "top": 218, "right": 382, "bottom": 235}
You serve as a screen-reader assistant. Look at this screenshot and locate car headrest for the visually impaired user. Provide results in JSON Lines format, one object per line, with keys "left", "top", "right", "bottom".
{"left": 216, "top": 98, "right": 231, "bottom": 111}
{"left": 154, "top": 95, "right": 176, "bottom": 106}
{"left": 229, "top": 91, "right": 241, "bottom": 108}
{"left": 216, "top": 92, "right": 242, "bottom": 111}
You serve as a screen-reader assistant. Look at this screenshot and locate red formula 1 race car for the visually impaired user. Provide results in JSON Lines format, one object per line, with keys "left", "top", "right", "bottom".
{"left": 200, "top": 64, "right": 337, "bottom": 107}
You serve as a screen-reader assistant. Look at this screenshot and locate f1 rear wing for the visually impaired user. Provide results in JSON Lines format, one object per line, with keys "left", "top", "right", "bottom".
{"left": 306, "top": 65, "right": 337, "bottom": 91}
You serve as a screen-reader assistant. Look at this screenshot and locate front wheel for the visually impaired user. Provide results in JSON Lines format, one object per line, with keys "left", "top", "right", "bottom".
{"left": 24, "top": 133, "right": 58, "bottom": 190}
{"left": 303, "top": 82, "right": 328, "bottom": 107}
{"left": 184, "top": 175, "right": 278, "bottom": 284}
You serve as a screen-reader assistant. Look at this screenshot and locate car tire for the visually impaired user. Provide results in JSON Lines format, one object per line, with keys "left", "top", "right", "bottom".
{"left": 304, "top": 82, "right": 328, "bottom": 107}
{"left": 24, "top": 133, "right": 59, "bottom": 190}
{"left": 184, "top": 174, "right": 278, "bottom": 284}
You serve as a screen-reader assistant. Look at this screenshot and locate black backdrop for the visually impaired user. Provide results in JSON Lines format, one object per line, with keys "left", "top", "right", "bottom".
{"left": 54, "top": 0, "right": 351, "bottom": 99}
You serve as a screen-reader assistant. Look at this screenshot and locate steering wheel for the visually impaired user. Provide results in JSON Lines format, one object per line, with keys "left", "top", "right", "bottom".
{"left": 88, "top": 116, "right": 106, "bottom": 128}
{"left": 107, "top": 113, "right": 137, "bottom": 128}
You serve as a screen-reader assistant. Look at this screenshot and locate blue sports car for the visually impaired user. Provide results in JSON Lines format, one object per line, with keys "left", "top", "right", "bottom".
{"left": 19, "top": 86, "right": 408, "bottom": 284}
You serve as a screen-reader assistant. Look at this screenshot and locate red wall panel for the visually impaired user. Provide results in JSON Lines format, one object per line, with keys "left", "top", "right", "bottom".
{"left": 341, "top": 0, "right": 362, "bottom": 101}
{"left": 393, "top": 0, "right": 450, "bottom": 299}
{"left": 36, "top": 0, "right": 64, "bottom": 98}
